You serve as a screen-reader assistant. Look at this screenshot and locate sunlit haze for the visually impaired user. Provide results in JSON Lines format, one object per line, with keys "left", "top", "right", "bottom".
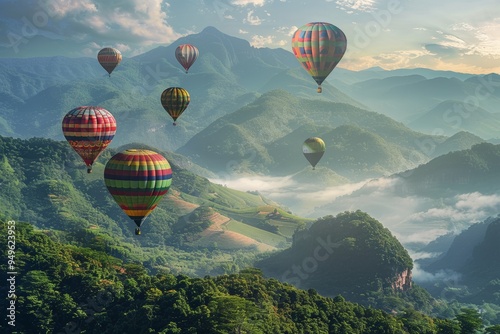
{"left": 1, "top": 0, "right": 500, "bottom": 73}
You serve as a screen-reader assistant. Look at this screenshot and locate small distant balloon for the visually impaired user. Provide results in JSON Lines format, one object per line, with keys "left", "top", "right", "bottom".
{"left": 291, "top": 22, "right": 347, "bottom": 93}
{"left": 175, "top": 44, "right": 199, "bottom": 73}
{"left": 62, "top": 106, "right": 116, "bottom": 173}
{"left": 161, "top": 87, "right": 190, "bottom": 126}
{"left": 104, "top": 149, "right": 172, "bottom": 235}
{"left": 97, "top": 47, "right": 122, "bottom": 76}
{"left": 303, "top": 137, "right": 325, "bottom": 170}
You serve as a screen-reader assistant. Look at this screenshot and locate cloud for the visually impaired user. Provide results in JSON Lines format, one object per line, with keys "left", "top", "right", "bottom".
{"left": 407, "top": 193, "right": 500, "bottom": 228}
{"left": 455, "top": 192, "right": 500, "bottom": 210}
{"left": 336, "top": 0, "right": 376, "bottom": 12}
{"left": 210, "top": 175, "right": 296, "bottom": 193}
{"left": 425, "top": 44, "right": 461, "bottom": 57}
{"left": 276, "top": 25, "right": 298, "bottom": 36}
{"left": 90, "top": 0, "right": 181, "bottom": 43}
{"left": 424, "top": 33, "right": 468, "bottom": 58}
{"left": 451, "top": 22, "right": 476, "bottom": 32}
{"left": 231, "top": 0, "right": 265, "bottom": 6}
{"left": 210, "top": 174, "right": 370, "bottom": 217}
{"left": 421, "top": 19, "right": 500, "bottom": 62}
{"left": 440, "top": 34, "right": 468, "bottom": 49}
{"left": 411, "top": 262, "right": 462, "bottom": 284}
{"left": 342, "top": 48, "right": 432, "bottom": 71}
{"left": 0, "top": 0, "right": 181, "bottom": 56}
{"left": 244, "top": 10, "right": 262, "bottom": 25}
{"left": 250, "top": 34, "right": 273, "bottom": 47}
{"left": 214, "top": 171, "right": 500, "bottom": 251}
{"left": 467, "top": 18, "right": 500, "bottom": 57}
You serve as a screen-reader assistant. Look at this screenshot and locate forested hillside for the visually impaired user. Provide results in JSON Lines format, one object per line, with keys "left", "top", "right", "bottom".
{"left": 0, "top": 135, "right": 308, "bottom": 277}
{"left": 0, "top": 222, "right": 477, "bottom": 334}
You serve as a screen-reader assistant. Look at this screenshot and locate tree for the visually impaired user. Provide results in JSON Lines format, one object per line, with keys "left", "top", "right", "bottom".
{"left": 399, "top": 308, "right": 436, "bottom": 334}
{"left": 208, "top": 295, "right": 264, "bottom": 333}
{"left": 485, "top": 325, "right": 500, "bottom": 334}
{"left": 435, "top": 318, "right": 461, "bottom": 334}
{"left": 456, "top": 308, "right": 482, "bottom": 334}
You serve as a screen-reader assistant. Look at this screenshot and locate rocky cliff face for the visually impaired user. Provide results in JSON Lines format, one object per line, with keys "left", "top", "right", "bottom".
{"left": 391, "top": 269, "right": 412, "bottom": 291}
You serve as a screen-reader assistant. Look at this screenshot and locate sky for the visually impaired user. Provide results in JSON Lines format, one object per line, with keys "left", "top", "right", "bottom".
{"left": 1, "top": 0, "right": 500, "bottom": 73}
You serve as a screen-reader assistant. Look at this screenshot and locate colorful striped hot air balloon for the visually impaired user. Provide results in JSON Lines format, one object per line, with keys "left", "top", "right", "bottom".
{"left": 62, "top": 106, "right": 116, "bottom": 173}
{"left": 291, "top": 22, "right": 347, "bottom": 93}
{"left": 303, "top": 137, "right": 326, "bottom": 170}
{"left": 104, "top": 149, "right": 172, "bottom": 235}
{"left": 97, "top": 47, "right": 122, "bottom": 76}
{"left": 175, "top": 44, "right": 199, "bottom": 73}
{"left": 161, "top": 87, "right": 190, "bottom": 126}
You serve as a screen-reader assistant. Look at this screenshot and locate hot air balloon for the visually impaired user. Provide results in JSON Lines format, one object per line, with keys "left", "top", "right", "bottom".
{"left": 62, "top": 106, "right": 116, "bottom": 173}
{"left": 175, "top": 44, "right": 199, "bottom": 73}
{"left": 97, "top": 47, "right": 122, "bottom": 76}
{"left": 161, "top": 87, "right": 190, "bottom": 126}
{"left": 291, "top": 22, "right": 347, "bottom": 93}
{"left": 104, "top": 149, "right": 172, "bottom": 235}
{"left": 303, "top": 137, "right": 325, "bottom": 170}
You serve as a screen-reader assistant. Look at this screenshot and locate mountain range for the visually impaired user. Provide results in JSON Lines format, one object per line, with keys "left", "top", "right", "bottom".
{"left": 342, "top": 72, "right": 500, "bottom": 130}
{"left": 3, "top": 25, "right": 500, "bottom": 327}
{"left": 1, "top": 26, "right": 498, "bottom": 162}
{"left": 417, "top": 216, "right": 500, "bottom": 306}
{"left": 177, "top": 89, "right": 487, "bottom": 181}
{"left": 0, "top": 134, "right": 438, "bottom": 313}
{"left": 4, "top": 131, "right": 500, "bottom": 325}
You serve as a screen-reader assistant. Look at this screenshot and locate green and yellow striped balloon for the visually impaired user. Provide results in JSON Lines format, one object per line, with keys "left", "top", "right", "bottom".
{"left": 160, "top": 87, "right": 190, "bottom": 126}
{"left": 104, "top": 149, "right": 172, "bottom": 235}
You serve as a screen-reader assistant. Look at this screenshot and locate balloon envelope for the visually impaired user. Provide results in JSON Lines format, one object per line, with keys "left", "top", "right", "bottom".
{"left": 303, "top": 137, "right": 326, "bottom": 169}
{"left": 291, "top": 22, "right": 347, "bottom": 93}
{"left": 97, "top": 47, "right": 122, "bottom": 76}
{"left": 104, "top": 149, "right": 172, "bottom": 234}
{"left": 161, "top": 87, "right": 190, "bottom": 125}
{"left": 62, "top": 106, "right": 116, "bottom": 173}
{"left": 175, "top": 44, "right": 199, "bottom": 73}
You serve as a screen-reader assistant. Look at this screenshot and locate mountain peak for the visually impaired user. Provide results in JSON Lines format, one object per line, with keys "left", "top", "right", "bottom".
{"left": 366, "top": 66, "right": 386, "bottom": 72}
{"left": 200, "top": 26, "right": 223, "bottom": 34}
